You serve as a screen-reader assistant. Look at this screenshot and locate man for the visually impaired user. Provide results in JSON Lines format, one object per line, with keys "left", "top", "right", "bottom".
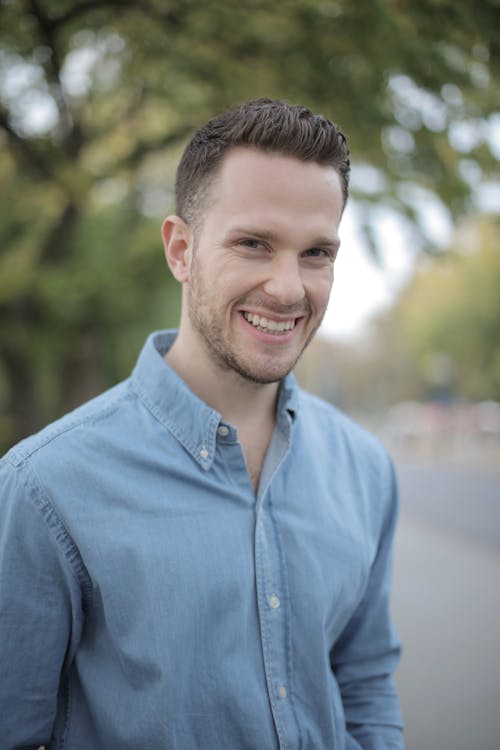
{"left": 0, "top": 99, "right": 404, "bottom": 749}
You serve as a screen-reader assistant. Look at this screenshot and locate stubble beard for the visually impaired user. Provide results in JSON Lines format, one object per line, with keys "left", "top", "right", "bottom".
{"left": 187, "top": 254, "right": 323, "bottom": 385}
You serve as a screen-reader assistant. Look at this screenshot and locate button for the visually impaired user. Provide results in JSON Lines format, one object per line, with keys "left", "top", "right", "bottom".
{"left": 269, "top": 594, "right": 280, "bottom": 609}
{"left": 199, "top": 448, "right": 209, "bottom": 459}
{"left": 217, "top": 425, "right": 229, "bottom": 437}
{"left": 278, "top": 684, "right": 288, "bottom": 699}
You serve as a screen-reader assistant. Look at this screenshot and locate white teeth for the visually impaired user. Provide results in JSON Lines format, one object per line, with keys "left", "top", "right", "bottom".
{"left": 243, "top": 312, "right": 295, "bottom": 333}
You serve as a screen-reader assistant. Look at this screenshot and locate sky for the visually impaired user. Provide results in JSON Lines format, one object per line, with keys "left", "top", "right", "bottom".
{"left": 4, "top": 51, "right": 495, "bottom": 345}
{"left": 321, "top": 187, "right": 457, "bottom": 341}
{"left": 321, "top": 205, "right": 417, "bottom": 340}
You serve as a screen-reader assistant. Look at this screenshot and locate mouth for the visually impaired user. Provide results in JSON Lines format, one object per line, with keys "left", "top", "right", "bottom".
{"left": 242, "top": 311, "right": 298, "bottom": 334}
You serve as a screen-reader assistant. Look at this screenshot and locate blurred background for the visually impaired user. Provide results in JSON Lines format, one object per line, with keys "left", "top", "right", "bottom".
{"left": 1, "top": 1, "right": 499, "bottom": 747}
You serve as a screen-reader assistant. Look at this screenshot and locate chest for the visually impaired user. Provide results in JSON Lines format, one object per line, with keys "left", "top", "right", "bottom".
{"left": 238, "top": 419, "right": 275, "bottom": 491}
{"left": 67, "top": 439, "right": 376, "bottom": 653}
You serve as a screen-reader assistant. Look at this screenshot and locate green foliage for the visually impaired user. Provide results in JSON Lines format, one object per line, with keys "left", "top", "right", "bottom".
{"left": 298, "top": 219, "right": 500, "bottom": 415}
{"left": 394, "top": 218, "right": 500, "bottom": 400}
{"left": 0, "top": 0, "right": 499, "bottom": 448}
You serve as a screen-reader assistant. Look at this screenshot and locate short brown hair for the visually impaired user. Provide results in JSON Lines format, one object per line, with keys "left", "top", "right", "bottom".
{"left": 175, "top": 98, "right": 350, "bottom": 230}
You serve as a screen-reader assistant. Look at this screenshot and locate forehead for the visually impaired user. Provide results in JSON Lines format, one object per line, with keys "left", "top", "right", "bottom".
{"left": 203, "top": 147, "right": 344, "bottom": 228}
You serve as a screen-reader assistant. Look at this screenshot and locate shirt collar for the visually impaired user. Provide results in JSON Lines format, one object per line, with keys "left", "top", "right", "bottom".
{"left": 130, "top": 330, "right": 299, "bottom": 470}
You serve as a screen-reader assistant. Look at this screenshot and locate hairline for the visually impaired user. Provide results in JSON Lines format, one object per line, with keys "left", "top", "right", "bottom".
{"left": 186, "top": 144, "right": 348, "bottom": 239}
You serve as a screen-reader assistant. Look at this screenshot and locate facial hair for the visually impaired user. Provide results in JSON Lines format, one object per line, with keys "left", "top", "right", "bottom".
{"left": 187, "top": 251, "right": 323, "bottom": 385}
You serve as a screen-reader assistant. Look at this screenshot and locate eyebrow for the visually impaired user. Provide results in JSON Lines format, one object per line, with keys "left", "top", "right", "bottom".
{"left": 228, "top": 226, "right": 341, "bottom": 250}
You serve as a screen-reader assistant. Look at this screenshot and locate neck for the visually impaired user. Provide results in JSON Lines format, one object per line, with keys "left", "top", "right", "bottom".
{"left": 164, "top": 334, "right": 280, "bottom": 427}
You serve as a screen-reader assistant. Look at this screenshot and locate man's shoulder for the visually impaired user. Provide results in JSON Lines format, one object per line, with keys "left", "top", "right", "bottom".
{"left": 295, "top": 389, "right": 396, "bottom": 522}
{"left": 297, "top": 388, "right": 389, "bottom": 463}
{"left": 4, "top": 379, "right": 133, "bottom": 469}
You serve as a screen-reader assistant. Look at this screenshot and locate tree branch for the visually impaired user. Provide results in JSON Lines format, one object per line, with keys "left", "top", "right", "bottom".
{"left": 50, "top": 0, "right": 190, "bottom": 31}
{"left": 0, "top": 107, "right": 55, "bottom": 181}
{"left": 39, "top": 200, "right": 80, "bottom": 265}
{"left": 115, "top": 124, "right": 194, "bottom": 171}
{"left": 27, "top": 0, "right": 84, "bottom": 157}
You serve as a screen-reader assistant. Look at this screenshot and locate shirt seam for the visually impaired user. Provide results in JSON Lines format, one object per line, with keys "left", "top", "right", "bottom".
{"left": 21, "top": 457, "right": 93, "bottom": 607}
{"left": 268, "top": 493, "right": 303, "bottom": 747}
{"left": 60, "top": 676, "right": 72, "bottom": 750}
{"left": 6, "top": 388, "right": 134, "bottom": 466}
{"left": 130, "top": 379, "right": 219, "bottom": 468}
{"left": 255, "top": 510, "right": 287, "bottom": 748}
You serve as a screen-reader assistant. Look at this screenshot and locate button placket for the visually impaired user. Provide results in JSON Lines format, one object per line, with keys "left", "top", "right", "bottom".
{"left": 254, "top": 418, "right": 300, "bottom": 747}
{"left": 255, "top": 503, "right": 299, "bottom": 748}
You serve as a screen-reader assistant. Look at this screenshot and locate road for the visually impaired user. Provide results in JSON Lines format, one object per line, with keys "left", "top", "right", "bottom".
{"left": 392, "top": 458, "right": 500, "bottom": 750}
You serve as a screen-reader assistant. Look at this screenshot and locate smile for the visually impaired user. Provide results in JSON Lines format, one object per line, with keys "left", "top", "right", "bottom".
{"left": 242, "top": 312, "right": 296, "bottom": 333}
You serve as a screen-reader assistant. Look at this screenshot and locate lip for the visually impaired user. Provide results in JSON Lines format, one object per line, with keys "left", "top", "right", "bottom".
{"left": 238, "top": 310, "right": 305, "bottom": 344}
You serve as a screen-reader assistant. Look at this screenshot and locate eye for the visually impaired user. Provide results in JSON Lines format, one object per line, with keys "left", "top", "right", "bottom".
{"left": 303, "top": 247, "right": 332, "bottom": 259}
{"left": 239, "top": 239, "right": 265, "bottom": 250}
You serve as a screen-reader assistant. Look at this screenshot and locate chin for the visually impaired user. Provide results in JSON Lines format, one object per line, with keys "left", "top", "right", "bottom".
{"left": 229, "top": 356, "right": 298, "bottom": 385}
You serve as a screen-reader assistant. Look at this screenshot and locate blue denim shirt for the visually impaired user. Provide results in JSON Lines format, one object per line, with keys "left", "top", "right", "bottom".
{"left": 0, "top": 331, "right": 403, "bottom": 750}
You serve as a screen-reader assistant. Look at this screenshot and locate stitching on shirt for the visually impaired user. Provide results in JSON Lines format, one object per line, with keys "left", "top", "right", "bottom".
{"left": 23, "top": 459, "right": 93, "bottom": 606}
{"left": 6, "top": 386, "right": 133, "bottom": 466}
{"left": 133, "top": 381, "right": 218, "bottom": 468}
{"left": 60, "top": 676, "right": 72, "bottom": 750}
{"left": 255, "top": 512, "right": 287, "bottom": 747}
{"left": 255, "top": 420, "right": 299, "bottom": 749}
{"left": 219, "top": 444, "right": 251, "bottom": 493}
{"left": 268, "top": 492, "right": 303, "bottom": 747}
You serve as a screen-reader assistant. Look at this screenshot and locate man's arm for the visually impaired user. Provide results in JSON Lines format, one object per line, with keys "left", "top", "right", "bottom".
{"left": 331, "top": 457, "right": 404, "bottom": 750}
{"left": 0, "top": 456, "right": 85, "bottom": 750}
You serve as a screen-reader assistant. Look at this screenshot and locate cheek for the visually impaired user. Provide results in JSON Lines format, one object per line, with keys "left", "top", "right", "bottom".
{"left": 220, "top": 264, "right": 262, "bottom": 299}
{"left": 306, "top": 272, "right": 334, "bottom": 311}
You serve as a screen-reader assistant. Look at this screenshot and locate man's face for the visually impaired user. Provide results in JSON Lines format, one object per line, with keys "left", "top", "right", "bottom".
{"left": 184, "top": 147, "right": 344, "bottom": 384}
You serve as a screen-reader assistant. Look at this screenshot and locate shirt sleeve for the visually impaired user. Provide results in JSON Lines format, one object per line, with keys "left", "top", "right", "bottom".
{"left": 0, "top": 456, "right": 87, "bottom": 750}
{"left": 330, "top": 456, "right": 404, "bottom": 750}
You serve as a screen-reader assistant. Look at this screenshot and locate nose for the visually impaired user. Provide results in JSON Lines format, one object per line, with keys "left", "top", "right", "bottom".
{"left": 262, "top": 253, "right": 306, "bottom": 307}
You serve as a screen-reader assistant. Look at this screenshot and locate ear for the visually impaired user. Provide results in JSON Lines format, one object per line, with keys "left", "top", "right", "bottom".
{"left": 161, "top": 215, "right": 193, "bottom": 283}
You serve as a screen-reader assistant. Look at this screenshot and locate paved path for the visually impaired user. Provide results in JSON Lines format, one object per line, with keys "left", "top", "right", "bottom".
{"left": 392, "top": 460, "right": 500, "bottom": 750}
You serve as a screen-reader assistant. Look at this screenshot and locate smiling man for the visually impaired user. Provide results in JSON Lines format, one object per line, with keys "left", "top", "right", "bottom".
{"left": 0, "top": 100, "right": 404, "bottom": 749}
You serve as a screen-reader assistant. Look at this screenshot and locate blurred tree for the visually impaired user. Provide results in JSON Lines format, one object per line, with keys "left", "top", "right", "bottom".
{"left": 392, "top": 217, "right": 500, "bottom": 402}
{"left": 0, "top": 0, "right": 498, "bottom": 448}
{"left": 296, "top": 324, "right": 423, "bottom": 419}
